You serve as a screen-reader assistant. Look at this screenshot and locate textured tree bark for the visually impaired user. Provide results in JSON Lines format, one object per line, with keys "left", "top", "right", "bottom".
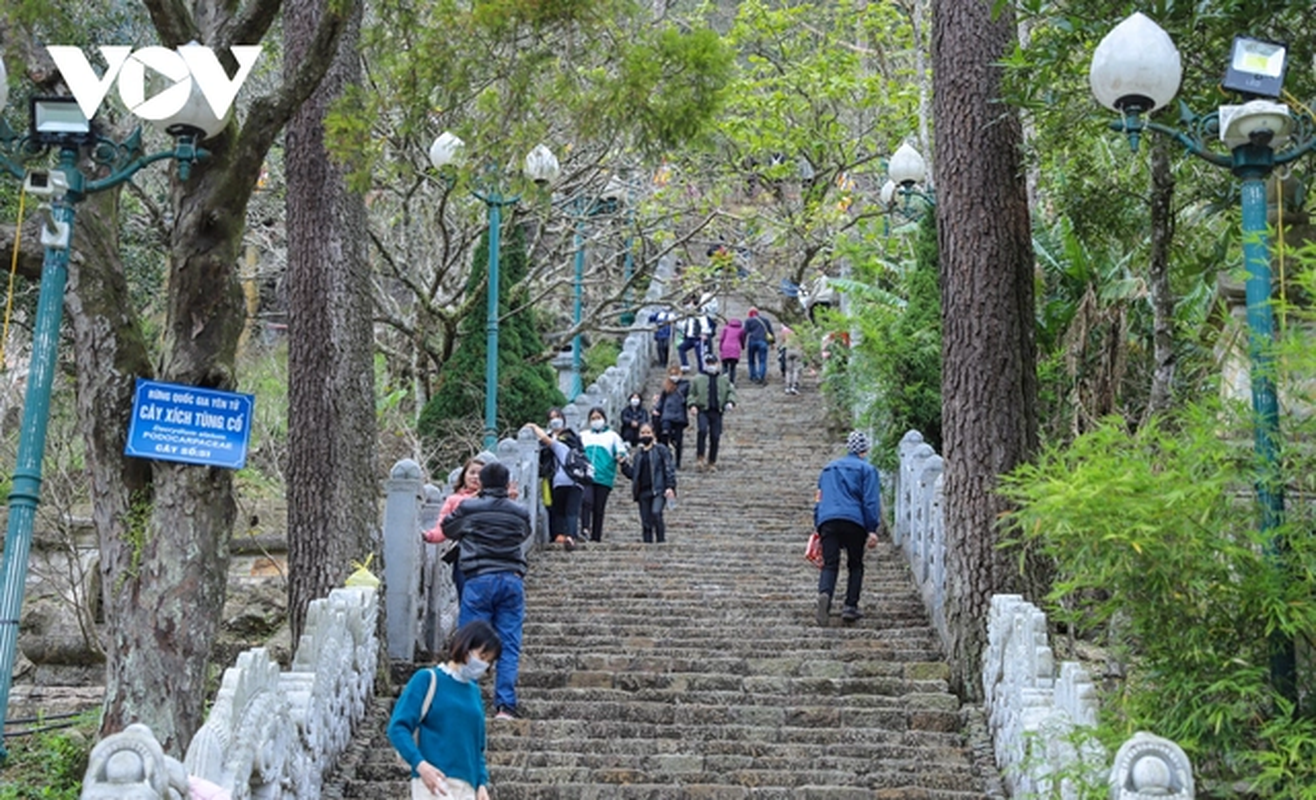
{"left": 284, "top": 0, "right": 377, "bottom": 643}
{"left": 56, "top": 0, "right": 355, "bottom": 752}
{"left": 932, "top": 0, "right": 1037, "bottom": 700}
{"left": 1146, "top": 138, "right": 1177, "bottom": 418}
{"left": 93, "top": 147, "right": 249, "bottom": 752}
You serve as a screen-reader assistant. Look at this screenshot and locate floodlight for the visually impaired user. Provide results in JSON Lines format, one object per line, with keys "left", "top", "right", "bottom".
{"left": 1222, "top": 36, "right": 1287, "bottom": 99}
{"left": 29, "top": 96, "right": 93, "bottom": 146}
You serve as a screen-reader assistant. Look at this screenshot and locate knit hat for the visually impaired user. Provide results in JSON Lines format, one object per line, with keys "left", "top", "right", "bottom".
{"left": 479, "top": 461, "right": 509, "bottom": 490}
{"left": 846, "top": 431, "right": 872, "bottom": 455}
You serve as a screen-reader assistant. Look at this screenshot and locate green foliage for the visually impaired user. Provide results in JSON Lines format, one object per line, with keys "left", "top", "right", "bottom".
{"left": 698, "top": 0, "right": 921, "bottom": 283}
{"left": 328, "top": 0, "right": 733, "bottom": 191}
{"left": 598, "top": 27, "right": 735, "bottom": 157}
{"left": 0, "top": 712, "right": 97, "bottom": 799}
{"left": 1000, "top": 397, "right": 1316, "bottom": 795}
{"left": 583, "top": 338, "right": 621, "bottom": 390}
{"left": 824, "top": 213, "right": 941, "bottom": 470}
{"left": 236, "top": 342, "right": 289, "bottom": 490}
{"left": 419, "top": 225, "right": 564, "bottom": 458}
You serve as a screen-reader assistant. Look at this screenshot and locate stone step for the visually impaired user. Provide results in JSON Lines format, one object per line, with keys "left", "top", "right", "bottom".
{"left": 321, "top": 302, "right": 1000, "bottom": 798}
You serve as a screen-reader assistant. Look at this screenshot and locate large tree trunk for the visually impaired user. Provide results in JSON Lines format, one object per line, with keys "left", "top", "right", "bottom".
{"left": 1145, "top": 138, "right": 1176, "bottom": 418}
{"left": 932, "top": 0, "right": 1037, "bottom": 700}
{"left": 284, "top": 0, "right": 377, "bottom": 642}
{"left": 58, "top": 0, "right": 355, "bottom": 752}
{"left": 93, "top": 142, "right": 251, "bottom": 752}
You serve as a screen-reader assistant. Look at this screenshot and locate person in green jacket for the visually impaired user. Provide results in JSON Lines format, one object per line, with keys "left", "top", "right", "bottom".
{"left": 579, "top": 406, "right": 628, "bottom": 542}
{"left": 686, "top": 352, "right": 738, "bottom": 472}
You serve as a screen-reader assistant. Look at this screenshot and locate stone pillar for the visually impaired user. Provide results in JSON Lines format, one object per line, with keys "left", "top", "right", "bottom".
{"left": 895, "top": 430, "right": 925, "bottom": 545}
{"left": 383, "top": 459, "right": 424, "bottom": 661}
{"left": 1110, "top": 732, "right": 1194, "bottom": 799}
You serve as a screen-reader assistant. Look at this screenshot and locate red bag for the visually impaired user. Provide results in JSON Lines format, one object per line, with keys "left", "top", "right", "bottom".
{"left": 805, "top": 531, "right": 823, "bottom": 568}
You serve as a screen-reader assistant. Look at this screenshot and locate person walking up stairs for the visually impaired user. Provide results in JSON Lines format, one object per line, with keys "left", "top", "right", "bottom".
{"left": 325, "top": 297, "right": 1002, "bottom": 799}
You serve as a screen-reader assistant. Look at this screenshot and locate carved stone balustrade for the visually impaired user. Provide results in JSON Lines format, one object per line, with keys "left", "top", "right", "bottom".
{"left": 894, "top": 431, "right": 1195, "bottom": 798}
{"left": 81, "top": 586, "right": 378, "bottom": 799}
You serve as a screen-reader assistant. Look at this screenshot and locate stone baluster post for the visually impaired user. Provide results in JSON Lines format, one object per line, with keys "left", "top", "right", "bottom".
{"left": 895, "top": 430, "right": 925, "bottom": 545}
{"left": 383, "top": 459, "right": 424, "bottom": 661}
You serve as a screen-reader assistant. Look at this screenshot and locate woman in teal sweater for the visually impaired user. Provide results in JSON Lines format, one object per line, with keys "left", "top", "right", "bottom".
{"left": 388, "top": 621, "right": 501, "bottom": 800}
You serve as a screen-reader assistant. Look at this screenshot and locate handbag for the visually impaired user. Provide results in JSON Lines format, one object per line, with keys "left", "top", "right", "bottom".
{"left": 411, "top": 776, "right": 476, "bottom": 800}
{"left": 805, "top": 531, "right": 823, "bottom": 568}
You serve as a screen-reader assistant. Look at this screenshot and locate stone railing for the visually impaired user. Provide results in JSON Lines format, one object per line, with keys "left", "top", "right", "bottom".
{"left": 382, "top": 433, "right": 542, "bottom": 663}
{"left": 894, "top": 430, "right": 1195, "bottom": 799}
{"left": 81, "top": 585, "right": 379, "bottom": 799}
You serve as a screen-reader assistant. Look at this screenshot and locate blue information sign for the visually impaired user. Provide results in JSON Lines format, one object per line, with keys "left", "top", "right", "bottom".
{"left": 124, "top": 378, "right": 255, "bottom": 469}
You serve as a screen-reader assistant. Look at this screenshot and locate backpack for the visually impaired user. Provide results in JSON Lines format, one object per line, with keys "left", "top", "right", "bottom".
{"left": 561, "top": 444, "right": 595, "bottom": 484}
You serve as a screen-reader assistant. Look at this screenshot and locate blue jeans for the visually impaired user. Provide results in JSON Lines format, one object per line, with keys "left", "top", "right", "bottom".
{"left": 747, "top": 340, "right": 769, "bottom": 382}
{"left": 459, "top": 571, "right": 525, "bottom": 712}
{"left": 677, "top": 336, "right": 702, "bottom": 368}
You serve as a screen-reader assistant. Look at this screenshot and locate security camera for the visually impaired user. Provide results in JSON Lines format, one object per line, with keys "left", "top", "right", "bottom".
{"left": 23, "top": 169, "right": 69, "bottom": 198}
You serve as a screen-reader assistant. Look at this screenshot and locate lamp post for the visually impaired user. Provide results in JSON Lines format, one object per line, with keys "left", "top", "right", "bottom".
{"left": 0, "top": 60, "right": 212, "bottom": 758}
{"left": 1090, "top": 12, "right": 1316, "bottom": 702}
{"left": 888, "top": 142, "right": 936, "bottom": 211}
{"left": 567, "top": 179, "right": 626, "bottom": 399}
{"left": 429, "top": 132, "right": 560, "bottom": 449}
{"left": 570, "top": 198, "right": 588, "bottom": 399}
{"left": 605, "top": 173, "right": 637, "bottom": 327}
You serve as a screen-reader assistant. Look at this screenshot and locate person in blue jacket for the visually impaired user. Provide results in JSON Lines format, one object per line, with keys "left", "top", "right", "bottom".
{"left": 813, "top": 431, "right": 882, "bottom": 626}
{"left": 388, "top": 620, "right": 501, "bottom": 800}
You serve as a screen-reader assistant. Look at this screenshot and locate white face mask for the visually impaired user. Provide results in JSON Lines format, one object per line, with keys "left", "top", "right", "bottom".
{"left": 460, "top": 655, "right": 490, "bottom": 681}
{"left": 548, "top": 418, "right": 564, "bottom": 430}
{"left": 630, "top": 398, "right": 641, "bottom": 408}
{"left": 590, "top": 419, "right": 604, "bottom": 431}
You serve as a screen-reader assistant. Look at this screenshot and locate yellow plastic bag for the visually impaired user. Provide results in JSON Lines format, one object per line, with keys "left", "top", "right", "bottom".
{"left": 345, "top": 553, "right": 381, "bottom": 589}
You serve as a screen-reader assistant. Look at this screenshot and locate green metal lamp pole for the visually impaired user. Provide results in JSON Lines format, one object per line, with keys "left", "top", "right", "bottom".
{"left": 0, "top": 117, "right": 205, "bottom": 758}
{"left": 1111, "top": 112, "right": 1309, "bottom": 701}
{"left": 570, "top": 206, "right": 586, "bottom": 400}
{"left": 1091, "top": 12, "right": 1316, "bottom": 703}
{"left": 620, "top": 230, "right": 635, "bottom": 327}
{"left": 474, "top": 189, "right": 519, "bottom": 452}
{"left": 428, "top": 133, "right": 560, "bottom": 450}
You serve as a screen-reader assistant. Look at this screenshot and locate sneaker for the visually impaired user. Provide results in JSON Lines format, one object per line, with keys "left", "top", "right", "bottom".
{"left": 494, "top": 706, "right": 517, "bottom": 721}
{"left": 695, "top": 458, "right": 707, "bottom": 473}
{"left": 841, "top": 606, "right": 863, "bottom": 622}
{"left": 707, "top": 463, "right": 718, "bottom": 473}
{"left": 563, "top": 537, "right": 576, "bottom": 552}
{"left": 815, "top": 592, "right": 831, "bottom": 627}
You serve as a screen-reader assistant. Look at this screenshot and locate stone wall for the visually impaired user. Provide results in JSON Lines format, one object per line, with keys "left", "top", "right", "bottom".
{"left": 893, "top": 430, "right": 1196, "bottom": 799}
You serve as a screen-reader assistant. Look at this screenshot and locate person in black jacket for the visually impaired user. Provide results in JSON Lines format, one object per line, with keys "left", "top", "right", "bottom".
{"left": 621, "top": 422, "right": 677, "bottom": 543}
{"left": 443, "top": 461, "right": 533, "bottom": 720}
{"left": 653, "top": 368, "right": 690, "bottom": 469}
{"left": 619, "top": 392, "right": 647, "bottom": 448}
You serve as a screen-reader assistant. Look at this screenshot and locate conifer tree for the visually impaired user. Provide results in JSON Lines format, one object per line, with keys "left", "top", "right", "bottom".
{"left": 419, "top": 224, "right": 564, "bottom": 454}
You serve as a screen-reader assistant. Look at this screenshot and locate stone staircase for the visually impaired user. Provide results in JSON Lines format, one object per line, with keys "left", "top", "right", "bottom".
{"left": 325, "top": 307, "right": 1002, "bottom": 798}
